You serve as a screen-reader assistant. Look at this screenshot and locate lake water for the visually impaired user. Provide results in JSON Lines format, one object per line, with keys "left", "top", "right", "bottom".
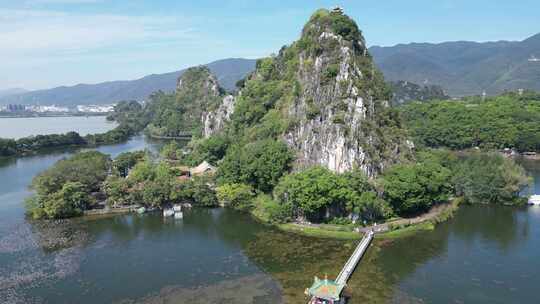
{"left": 0, "top": 116, "right": 117, "bottom": 139}
{"left": 0, "top": 122, "right": 539, "bottom": 303}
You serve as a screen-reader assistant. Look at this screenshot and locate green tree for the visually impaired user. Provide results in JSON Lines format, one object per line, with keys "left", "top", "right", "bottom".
{"left": 217, "top": 139, "right": 293, "bottom": 192}
{"left": 400, "top": 94, "right": 540, "bottom": 152}
{"left": 0, "top": 138, "right": 18, "bottom": 156}
{"left": 382, "top": 160, "right": 452, "bottom": 216}
{"left": 28, "top": 182, "right": 92, "bottom": 219}
{"left": 186, "top": 135, "right": 230, "bottom": 165}
{"left": 32, "top": 151, "right": 110, "bottom": 196}
{"left": 452, "top": 153, "right": 530, "bottom": 204}
{"left": 274, "top": 166, "right": 344, "bottom": 220}
{"left": 103, "top": 175, "right": 129, "bottom": 207}
{"left": 113, "top": 151, "right": 146, "bottom": 177}
{"left": 357, "top": 191, "right": 393, "bottom": 222}
{"left": 216, "top": 183, "right": 255, "bottom": 210}
{"left": 174, "top": 176, "right": 218, "bottom": 207}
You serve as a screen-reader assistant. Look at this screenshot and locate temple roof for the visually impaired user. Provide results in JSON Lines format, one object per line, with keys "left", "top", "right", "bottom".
{"left": 190, "top": 161, "right": 216, "bottom": 176}
{"left": 306, "top": 276, "right": 345, "bottom": 301}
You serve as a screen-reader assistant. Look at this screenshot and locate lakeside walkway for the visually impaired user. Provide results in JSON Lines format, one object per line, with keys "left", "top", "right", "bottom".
{"left": 335, "top": 230, "right": 374, "bottom": 285}
{"left": 306, "top": 202, "right": 457, "bottom": 302}
{"left": 359, "top": 202, "right": 452, "bottom": 233}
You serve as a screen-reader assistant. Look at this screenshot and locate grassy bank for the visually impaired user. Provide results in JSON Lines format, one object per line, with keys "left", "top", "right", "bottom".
{"left": 378, "top": 198, "right": 462, "bottom": 239}
{"left": 277, "top": 223, "right": 362, "bottom": 240}
{"left": 251, "top": 198, "right": 463, "bottom": 241}
{"left": 378, "top": 222, "right": 435, "bottom": 239}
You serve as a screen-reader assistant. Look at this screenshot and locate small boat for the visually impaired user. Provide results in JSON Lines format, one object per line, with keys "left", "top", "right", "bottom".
{"left": 136, "top": 207, "right": 146, "bottom": 214}
{"left": 528, "top": 195, "right": 540, "bottom": 206}
{"left": 173, "top": 204, "right": 182, "bottom": 212}
{"left": 174, "top": 211, "right": 184, "bottom": 219}
{"left": 163, "top": 209, "right": 175, "bottom": 217}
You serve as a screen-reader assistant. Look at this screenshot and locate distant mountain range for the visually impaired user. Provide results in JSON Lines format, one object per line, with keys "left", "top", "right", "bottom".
{"left": 0, "top": 88, "right": 28, "bottom": 98}
{"left": 389, "top": 81, "right": 449, "bottom": 105}
{"left": 370, "top": 33, "right": 540, "bottom": 96}
{"left": 0, "top": 58, "right": 256, "bottom": 106}
{"left": 2, "top": 33, "right": 539, "bottom": 105}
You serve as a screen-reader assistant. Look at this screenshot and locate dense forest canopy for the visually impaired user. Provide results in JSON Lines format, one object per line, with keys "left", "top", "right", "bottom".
{"left": 26, "top": 151, "right": 111, "bottom": 219}
{"left": 401, "top": 92, "right": 540, "bottom": 152}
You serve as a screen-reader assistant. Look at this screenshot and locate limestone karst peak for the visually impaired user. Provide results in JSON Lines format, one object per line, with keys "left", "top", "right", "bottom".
{"left": 197, "top": 8, "right": 412, "bottom": 176}
{"left": 300, "top": 8, "right": 367, "bottom": 52}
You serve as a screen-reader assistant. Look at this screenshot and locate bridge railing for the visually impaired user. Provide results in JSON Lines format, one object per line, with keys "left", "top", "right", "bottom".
{"left": 335, "top": 230, "right": 374, "bottom": 285}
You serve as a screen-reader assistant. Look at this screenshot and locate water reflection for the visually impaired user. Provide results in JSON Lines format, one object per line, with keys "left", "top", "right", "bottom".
{"left": 451, "top": 205, "right": 528, "bottom": 251}
{"left": 2, "top": 209, "right": 283, "bottom": 304}
{"left": 1, "top": 134, "right": 539, "bottom": 304}
{"left": 352, "top": 204, "right": 540, "bottom": 304}
{"left": 0, "top": 135, "right": 168, "bottom": 304}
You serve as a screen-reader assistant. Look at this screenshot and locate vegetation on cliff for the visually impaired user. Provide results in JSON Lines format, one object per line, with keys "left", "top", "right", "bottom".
{"left": 145, "top": 67, "right": 225, "bottom": 138}
{"left": 22, "top": 8, "right": 533, "bottom": 224}
{"left": 191, "top": 7, "right": 412, "bottom": 179}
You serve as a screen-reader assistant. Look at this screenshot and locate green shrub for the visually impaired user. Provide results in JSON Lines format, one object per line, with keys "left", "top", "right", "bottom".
{"left": 323, "top": 64, "right": 339, "bottom": 82}
{"left": 216, "top": 183, "right": 255, "bottom": 210}
{"left": 332, "top": 113, "right": 345, "bottom": 124}
{"left": 254, "top": 194, "right": 293, "bottom": 224}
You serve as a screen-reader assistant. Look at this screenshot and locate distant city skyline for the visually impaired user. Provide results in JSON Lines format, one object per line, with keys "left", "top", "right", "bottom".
{"left": 0, "top": 0, "right": 539, "bottom": 90}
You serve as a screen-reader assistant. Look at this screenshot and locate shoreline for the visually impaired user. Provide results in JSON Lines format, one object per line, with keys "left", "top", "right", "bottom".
{"left": 254, "top": 198, "right": 463, "bottom": 241}
{"left": 0, "top": 113, "right": 109, "bottom": 119}
{"left": 0, "top": 126, "right": 139, "bottom": 159}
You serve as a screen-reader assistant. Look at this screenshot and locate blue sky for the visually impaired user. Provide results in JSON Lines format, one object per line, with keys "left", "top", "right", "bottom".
{"left": 1, "top": 0, "right": 539, "bottom": 90}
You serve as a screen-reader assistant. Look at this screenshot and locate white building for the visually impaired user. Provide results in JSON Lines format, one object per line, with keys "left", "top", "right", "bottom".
{"left": 76, "top": 105, "right": 115, "bottom": 113}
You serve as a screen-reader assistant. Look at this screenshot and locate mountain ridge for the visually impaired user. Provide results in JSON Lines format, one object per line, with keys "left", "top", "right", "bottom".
{"left": 369, "top": 33, "right": 540, "bottom": 96}
{"left": 2, "top": 33, "right": 539, "bottom": 105}
{"left": 0, "top": 58, "right": 256, "bottom": 106}
{"left": 0, "top": 88, "right": 28, "bottom": 98}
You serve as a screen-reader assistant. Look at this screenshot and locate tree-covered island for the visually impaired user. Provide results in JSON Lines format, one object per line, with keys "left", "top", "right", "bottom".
{"left": 25, "top": 9, "right": 534, "bottom": 239}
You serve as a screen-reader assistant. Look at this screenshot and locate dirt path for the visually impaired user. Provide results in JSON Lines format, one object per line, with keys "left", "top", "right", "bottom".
{"left": 359, "top": 202, "right": 453, "bottom": 233}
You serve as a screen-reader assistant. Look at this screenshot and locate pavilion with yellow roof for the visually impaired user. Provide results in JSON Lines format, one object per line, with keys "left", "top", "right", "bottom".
{"left": 305, "top": 275, "right": 347, "bottom": 304}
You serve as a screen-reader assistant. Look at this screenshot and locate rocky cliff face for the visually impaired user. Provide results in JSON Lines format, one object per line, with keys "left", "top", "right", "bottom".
{"left": 282, "top": 9, "right": 412, "bottom": 176}
{"left": 176, "top": 67, "right": 221, "bottom": 97}
{"left": 171, "top": 66, "right": 226, "bottom": 137}
{"left": 202, "top": 8, "right": 412, "bottom": 176}
{"left": 171, "top": 66, "right": 236, "bottom": 138}
{"left": 202, "top": 94, "right": 235, "bottom": 137}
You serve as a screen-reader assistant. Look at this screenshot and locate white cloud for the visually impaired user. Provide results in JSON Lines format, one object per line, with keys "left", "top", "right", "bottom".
{"left": 0, "top": 9, "right": 195, "bottom": 57}
{"left": 0, "top": 8, "right": 207, "bottom": 89}
{"left": 0, "top": 6, "right": 276, "bottom": 90}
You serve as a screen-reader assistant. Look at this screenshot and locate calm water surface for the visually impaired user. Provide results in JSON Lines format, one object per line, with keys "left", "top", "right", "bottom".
{"left": 0, "top": 116, "right": 117, "bottom": 139}
{"left": 0, "top": 123, "right": 539, "bottom": 303}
